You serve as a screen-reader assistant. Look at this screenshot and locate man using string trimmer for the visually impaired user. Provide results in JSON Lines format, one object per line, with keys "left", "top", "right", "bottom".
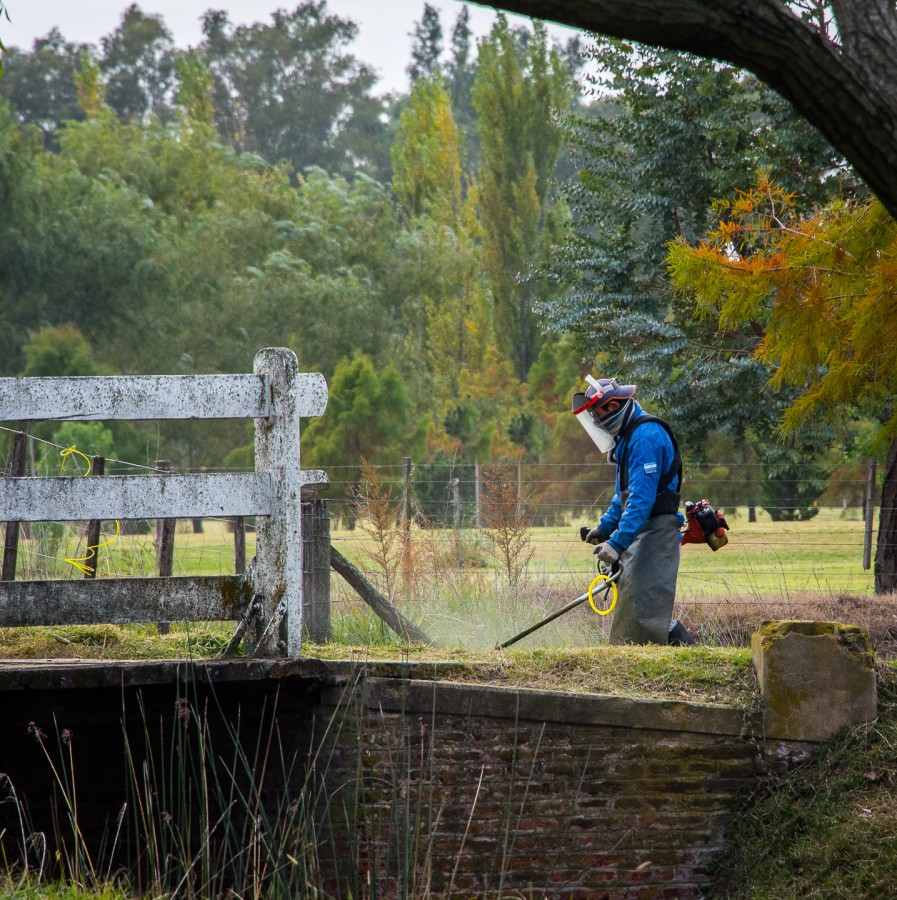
{"left": 495, "top": 377, "right": 730, "bottom": 652}
{"left": 573, "top": 376, "right": 692, "bottom": 646}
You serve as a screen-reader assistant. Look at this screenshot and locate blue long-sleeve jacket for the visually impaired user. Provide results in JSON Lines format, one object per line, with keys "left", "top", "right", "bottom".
{"left": 597, "top": 402, "right": 680, "bottom": 553}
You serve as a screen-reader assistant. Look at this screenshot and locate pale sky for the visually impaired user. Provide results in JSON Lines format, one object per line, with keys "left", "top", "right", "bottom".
{"left": 4, "top": 1, "right": 580, "bottom": 95}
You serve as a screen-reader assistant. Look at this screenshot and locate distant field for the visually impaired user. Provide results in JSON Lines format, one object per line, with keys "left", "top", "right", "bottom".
{"left": 333, "top": 506, "right": 877, "bottom": 601}
{"left": 6, "top": 506, "right": 877, "bottom": 600}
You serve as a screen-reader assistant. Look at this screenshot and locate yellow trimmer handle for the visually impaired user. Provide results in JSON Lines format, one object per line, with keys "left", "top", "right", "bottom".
{"left": 588, "top": 573, "right": 618, "bottom": 616}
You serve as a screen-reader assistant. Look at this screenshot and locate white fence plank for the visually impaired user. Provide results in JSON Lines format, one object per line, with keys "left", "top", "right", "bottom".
{"left": 0, "top": 473, "right": 273, "bottom": 521}
{"left": 0, "top": 348, "right": 330, "bottom": 658}
{"left": 0, "top": 372, "right": 328, "bottom": 421}
{"left": 0, "top": 576, "right": 247, "bottom": 626}
{"left": 0, "top": 470, "right": 328, "bottom": 521}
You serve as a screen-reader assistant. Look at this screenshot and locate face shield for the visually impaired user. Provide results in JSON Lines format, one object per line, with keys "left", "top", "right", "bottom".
{"left": 572, "top": 375, "right": 637, "bottom": 453}
{"left": 572, "top": 391, "right": 615, "bottom": 452}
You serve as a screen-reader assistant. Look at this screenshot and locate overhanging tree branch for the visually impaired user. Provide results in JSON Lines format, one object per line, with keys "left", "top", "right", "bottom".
{"left": 483, "top": 0, "right": 897, "bottom": 218}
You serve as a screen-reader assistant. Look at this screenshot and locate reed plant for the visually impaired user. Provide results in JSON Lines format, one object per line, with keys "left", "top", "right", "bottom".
{"left": 0, "top": 662, "right": 595, "bottom": 899}
{"left": 1, "top": 681, "right": 344, "bottom": 897}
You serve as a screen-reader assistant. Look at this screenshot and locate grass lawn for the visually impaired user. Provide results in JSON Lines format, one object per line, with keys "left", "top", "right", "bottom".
{"left": 1, "top": 506, "right": 891, "bottom": 663}
{"left": 8, "top": 506, "right": 876, "bottom": 593}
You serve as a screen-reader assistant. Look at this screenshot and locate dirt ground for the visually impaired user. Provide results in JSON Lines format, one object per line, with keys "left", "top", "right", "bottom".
{"left": 675, "top": 591, "right": 897, "bottom": 658}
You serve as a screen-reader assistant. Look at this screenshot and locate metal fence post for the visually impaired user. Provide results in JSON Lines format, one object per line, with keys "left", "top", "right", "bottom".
{"left": 254, "top": 348, "right": 304, "bottom": 656}
{"left": 302, "top": 496, "right": 331, "bottom": 643}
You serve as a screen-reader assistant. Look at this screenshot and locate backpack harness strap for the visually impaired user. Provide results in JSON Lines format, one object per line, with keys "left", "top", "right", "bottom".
{"left": 618, "top": 414, "right": 683, "bottom": 517}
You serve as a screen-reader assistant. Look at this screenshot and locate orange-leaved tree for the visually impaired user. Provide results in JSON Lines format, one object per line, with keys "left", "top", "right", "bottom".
{"left": 667, "top": 174, "right": 897, "bottom": 592}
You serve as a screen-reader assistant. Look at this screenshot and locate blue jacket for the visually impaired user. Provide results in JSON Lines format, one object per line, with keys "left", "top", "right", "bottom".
{"left": 597, "top": 401, "right": 681, "bottom": 553}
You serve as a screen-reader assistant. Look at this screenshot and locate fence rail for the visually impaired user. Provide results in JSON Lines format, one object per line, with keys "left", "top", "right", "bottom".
{"left": 0, "top": 471, "right": 328, "bottom": 522}
{"left": 0, "top": 348, "right": 328, "bottom": 657}
{"left": 0, "top": 575, "right": 246, "bottom": 627}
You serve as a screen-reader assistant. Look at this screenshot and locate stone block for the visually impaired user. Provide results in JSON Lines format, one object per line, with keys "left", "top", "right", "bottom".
{"left": 751, "top": 620, "right": 877, "bottom": 741}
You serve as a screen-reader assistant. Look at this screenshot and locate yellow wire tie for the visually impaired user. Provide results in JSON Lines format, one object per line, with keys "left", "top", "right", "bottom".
{"left": 60, "top": 445, "right": 92, "bottom": 476}
{"left": 60, "top": 445, "right": 120, "bottom": 574}
{"left": 66, "top": 519, "right": 121, "bottom": 576}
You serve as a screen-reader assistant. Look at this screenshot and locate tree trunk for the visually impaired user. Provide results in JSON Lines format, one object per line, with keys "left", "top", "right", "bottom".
{"left": 490, "top": 0, "right": 897, "bottom": 220}
{"left": 875, "top": 436, "right": 897, "bottom": 594}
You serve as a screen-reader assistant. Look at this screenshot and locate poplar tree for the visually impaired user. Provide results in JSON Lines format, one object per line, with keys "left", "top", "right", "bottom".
{"left": 391, "top": 75, "right": 462, "bottom": 220}
{"left": 472, "top": 15, "right": 571, "bottom": 380}
{"left": 391, "top": 75, "right": 504, "bottom": 455}
{"left": 407, "top": 3, "right": 443, "bottom": 82}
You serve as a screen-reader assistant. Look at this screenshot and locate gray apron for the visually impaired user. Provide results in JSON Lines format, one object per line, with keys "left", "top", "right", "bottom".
{"left": 608, "top": 498, "right": 681, "bottom": 645}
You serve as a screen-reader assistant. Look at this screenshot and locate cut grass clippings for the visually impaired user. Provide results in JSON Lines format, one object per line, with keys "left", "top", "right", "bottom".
{"left": 305, "top": 641, "right": 758, "bottom": 707}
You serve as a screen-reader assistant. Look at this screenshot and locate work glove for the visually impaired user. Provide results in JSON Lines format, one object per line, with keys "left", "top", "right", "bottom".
{"left": 581, "top": 526, "right": 610, "bottom": 545}
{"left": 593, "top": 542, "right": 620, "bottom": 566}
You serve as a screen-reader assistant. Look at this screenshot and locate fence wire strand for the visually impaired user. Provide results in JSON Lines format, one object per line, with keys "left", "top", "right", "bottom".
{"left": 0, "top": 429, "right": 884, "bottom": 606}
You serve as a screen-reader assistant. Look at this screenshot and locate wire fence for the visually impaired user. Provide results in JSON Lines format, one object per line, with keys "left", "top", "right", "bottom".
{"left": 0, "top": 428, "right": 883, "bottom": 607}
{"left": 323, "top": 464, "right": 875, "bottom": 520}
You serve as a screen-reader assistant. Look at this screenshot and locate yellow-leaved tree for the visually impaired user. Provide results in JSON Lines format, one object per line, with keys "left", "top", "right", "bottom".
{"left": 391, "top": 75, "right": 510, "bottom": 456}
{"left": 667, "top": 175, "right": 897, "bottom": 592}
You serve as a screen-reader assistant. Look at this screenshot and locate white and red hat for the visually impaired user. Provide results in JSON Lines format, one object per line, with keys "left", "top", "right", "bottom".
{"left": 572, "top": 376, "right": 636, "bottom": 416}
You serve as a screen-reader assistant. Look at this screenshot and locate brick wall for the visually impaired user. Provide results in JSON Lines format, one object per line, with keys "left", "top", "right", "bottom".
{"left": 312, "top": 677, "right": 814, "bottom": 898}
{"left": 0, "top": 660, "right": 814, "bottom": 898}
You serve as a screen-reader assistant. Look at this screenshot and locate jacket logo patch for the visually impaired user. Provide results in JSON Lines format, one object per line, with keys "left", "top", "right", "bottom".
{"left": 643, "top": 462, "right": 658, "bottom": 474}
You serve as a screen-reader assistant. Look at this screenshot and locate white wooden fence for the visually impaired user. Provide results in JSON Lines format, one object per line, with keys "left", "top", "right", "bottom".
{"left": 0, "top": 348, "right": 327, "bottom": 657}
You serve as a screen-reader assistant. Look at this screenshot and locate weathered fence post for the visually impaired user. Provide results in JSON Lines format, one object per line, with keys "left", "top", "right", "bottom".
{"left": 302, "top": 496, "right": 331, "bottom": 642}
{"left": 233, "top": 516, "right": 246, "bottom": 575}
{"left": 83, "top": 455, "right": 105, "bottom": 579}
{"left": 742, "top": 436, "right": 757, "bottom": 523}
{"left": 401, "top": 457, "right": 411, "bottom": 528}
{"left": 253, "top": 348, "right": 304, "bottom": 656}
{"left": 154, "top": 459, "right": 175, "bottom": 633}
{"left": 1, "top": 431, "right": 27, "bottom": 582}
{"left": 474, "top": 461, "right": 482, "bottom": 529}
{"left": 450, "top": 477, "right": 461, "bottom": 531}
{"left": 400, "top": 456, "right": 412, "bottom": 582}
{"left": 154, "top": 458, "right": 176, "bottom": 576}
